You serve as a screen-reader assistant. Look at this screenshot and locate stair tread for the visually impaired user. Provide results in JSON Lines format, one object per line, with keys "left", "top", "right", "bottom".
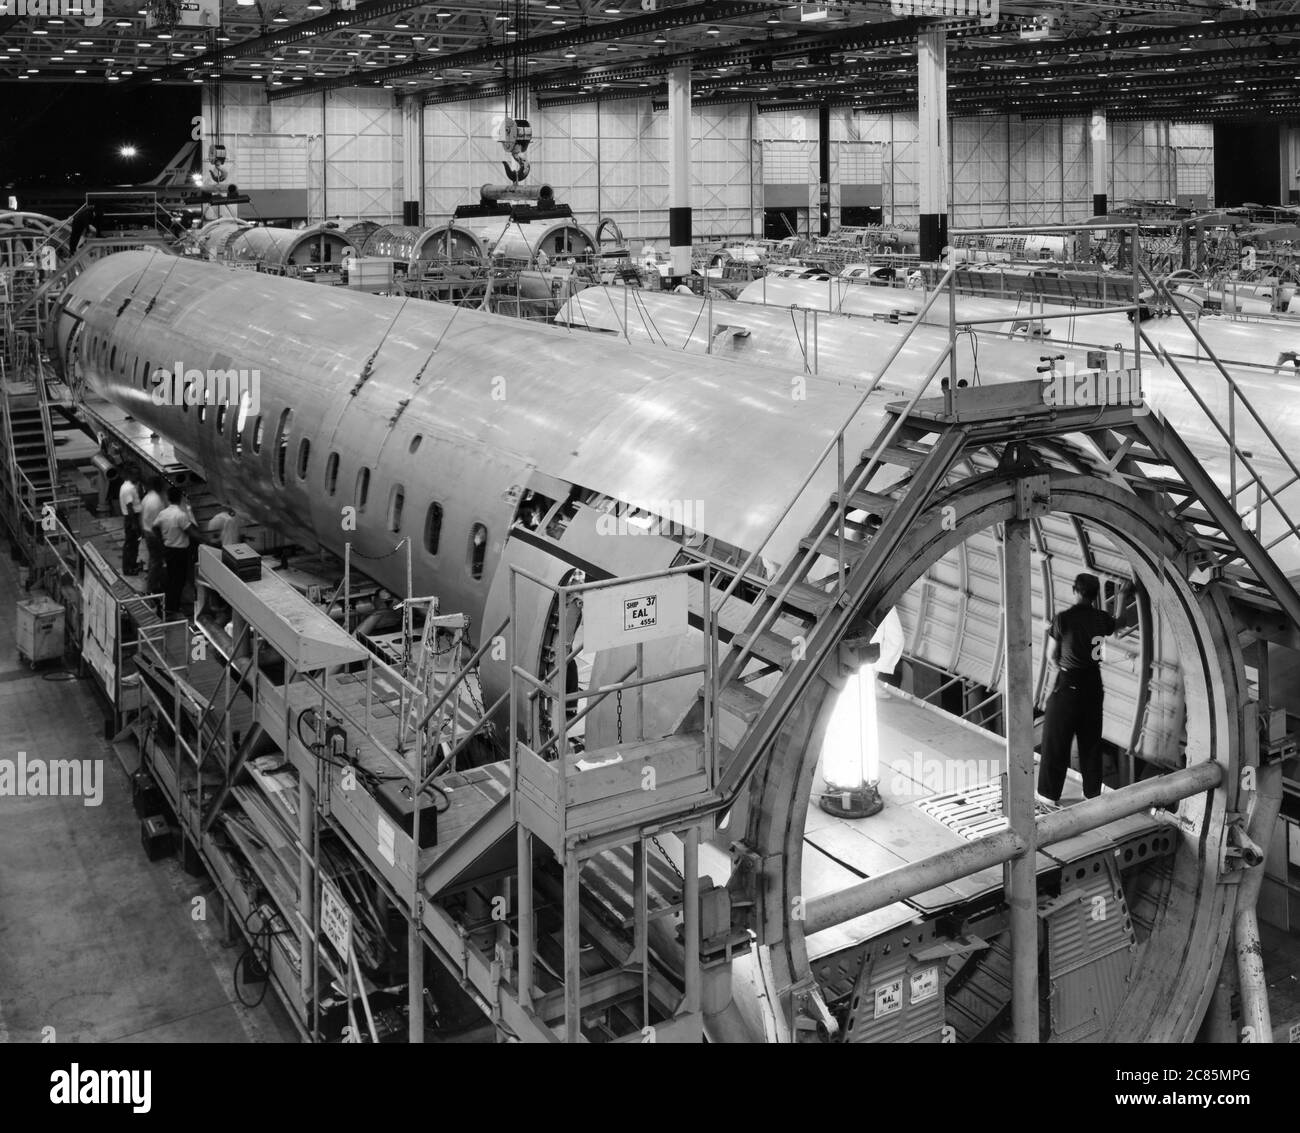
{"left": 1177, "top": 507, "right": 1225, "bottom": 527}
{"left": 872, "top": 443, "right": 931, "bottom": 469}
{"left": 1126, "top": 475, "right": 1194, "bottom": 493}
{"left": 718, "top": 682, "right": 767, "bottom": 723}
{"left": 801, "top": 532, "right": 870, "bottom": 562}
{"left": 774, "top": 579, "right": 835, "bottom": 615}
{"left": 1120, "top": 445, "right": 1171, "bottom": 464}
{"left": 732, "top": 626, "right": 796, "bottom": 666}
{"left": 834, "top": 487, "right": 896, "bottom": 515}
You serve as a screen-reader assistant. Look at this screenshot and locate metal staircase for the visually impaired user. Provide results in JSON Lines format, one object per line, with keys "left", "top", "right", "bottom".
{"left": 0, "top": 355, "right": 60, "bottom": 557}
{"left": 10, "top": 236, "right": 172, "bottom": 354}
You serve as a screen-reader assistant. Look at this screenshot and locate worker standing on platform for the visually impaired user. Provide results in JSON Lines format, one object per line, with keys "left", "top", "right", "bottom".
{"left": 153, "top": 486, "right": 198, "bottom": 617}
{"left": 1037, "top": 572, "right": 1137, "bottom": 804}
{"left": 206, "top": 506, "right": 243, "bottom": 548}
{"left": 140, "top": 476, "right": 167, "bottom": 595}
{"left": 119, "top": 465, "right": 144, "bottom": 576}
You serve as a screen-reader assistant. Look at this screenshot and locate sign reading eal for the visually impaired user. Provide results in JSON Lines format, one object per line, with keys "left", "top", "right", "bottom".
{"left": 584, "top": 576, "right": 688, "bottom": 652}
{"left": 624, "top": 594, "right": 658, "bottom": 632}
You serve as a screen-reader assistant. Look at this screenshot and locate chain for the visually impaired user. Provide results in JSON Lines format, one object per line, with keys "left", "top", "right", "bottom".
{"left": 616, "top": 688, "right": 623, "bottom": 744}
{"left": 650, "top": 836, "right": 684, "bottom": 883}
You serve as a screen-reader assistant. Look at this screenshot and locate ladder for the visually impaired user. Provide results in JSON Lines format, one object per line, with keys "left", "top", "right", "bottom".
{"left": 0, "top": 355, "right": 59, "bottom": 555}
{"left": 10, "top": 237, "right": 171, "bottom": 353}
{"left": 400, "top": 597, "right": 478, "bottom": 758}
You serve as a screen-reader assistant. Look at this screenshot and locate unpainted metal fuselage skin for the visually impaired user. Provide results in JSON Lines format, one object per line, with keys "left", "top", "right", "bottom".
{"left": 56, "top": 251, "right": 890, "bottom": 721}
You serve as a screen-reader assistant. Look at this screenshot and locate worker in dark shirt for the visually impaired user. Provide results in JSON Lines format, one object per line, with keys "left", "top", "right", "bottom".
{"left": 1038, "top": 572, "right": 1136, "bottom": 804}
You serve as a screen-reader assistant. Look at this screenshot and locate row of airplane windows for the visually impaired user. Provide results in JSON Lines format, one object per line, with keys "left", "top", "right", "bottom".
{"left": 87, "top": 329, "right": 489, "bottom": 581}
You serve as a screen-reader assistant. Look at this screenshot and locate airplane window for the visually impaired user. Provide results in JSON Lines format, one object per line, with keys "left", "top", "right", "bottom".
{"left": 233, "top": 389, "right": 252, "bottom": 455}
{"left": 274, "top": 408, "right": 292, "bottom": 487}
{"left": 424, "top": 502, "right": 442, "bottom": 555}
{"left": 388, "top": 485, "right": 404, "bottom": 533}
{"left": 110, "top": 345, "right": 116, "bottom": 370}
{"left": 469, "top": 523, "right": 487, "bottom": 580}
{"left": 325, "top": 452, "right": 339, "bottom": 495}
{"left": 356, "top": 467, "right": 370, "bottom": 512}
{"left": 409, "top": 435, "right": 422, "bottom": 455}
{"left": 297, "top": 438, "right": 311, "bottom": 480}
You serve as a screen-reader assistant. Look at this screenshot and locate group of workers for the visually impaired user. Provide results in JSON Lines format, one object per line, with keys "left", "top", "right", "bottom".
{"left": 118, "top": 465, "right": 242, "bottom": 616}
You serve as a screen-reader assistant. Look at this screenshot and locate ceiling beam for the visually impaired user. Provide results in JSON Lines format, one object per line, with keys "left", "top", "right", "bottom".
{"left": 269, "top": 0, "right": 786, "bottom": 100}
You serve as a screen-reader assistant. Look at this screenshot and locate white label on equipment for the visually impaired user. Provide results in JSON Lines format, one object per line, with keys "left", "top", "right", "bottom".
{"left": 320, "top": 879, "right": 352, "bottom": 959}
{"left": 910, "top": 966, "right": 939, "bottom": 1005}
{"left": 624, "top": 594, "right": 657, "bottom": 632}
{"left": 377, "top": 814, "right": 396, "bottom": 866}
{"left": 873, "top": 978, "right": 903, "bottom": 1019}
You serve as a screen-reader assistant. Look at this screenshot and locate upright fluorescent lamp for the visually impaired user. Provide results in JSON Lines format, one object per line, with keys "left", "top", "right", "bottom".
{"left": 819, "top": 609, "right": 904, "bottom": 819}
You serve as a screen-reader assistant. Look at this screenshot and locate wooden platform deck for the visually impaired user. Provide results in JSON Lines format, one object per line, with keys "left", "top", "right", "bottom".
{"left": 803, "top": 686, "right": 1163, "bottom": 961}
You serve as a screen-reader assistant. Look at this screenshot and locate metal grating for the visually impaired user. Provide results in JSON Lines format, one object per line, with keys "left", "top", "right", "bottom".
{"left": 917, "top": 780, "right": 1053, "bottom": 842}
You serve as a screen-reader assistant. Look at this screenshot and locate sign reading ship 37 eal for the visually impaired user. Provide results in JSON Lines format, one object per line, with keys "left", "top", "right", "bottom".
{"left": 583, "top": 575, "right": 689, "bottom": 652}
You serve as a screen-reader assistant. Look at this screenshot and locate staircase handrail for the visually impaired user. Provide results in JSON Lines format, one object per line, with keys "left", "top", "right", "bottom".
{"left": 1139, "top": 264, "right": 1300, "bottom": 552}
{"left": 706, "top": 265, "right": 959, "bottom": 634}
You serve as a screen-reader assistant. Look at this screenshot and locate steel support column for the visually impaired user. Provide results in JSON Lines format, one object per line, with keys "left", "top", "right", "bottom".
{"left": 1091, "top": 109, "right": 1108, "bottom": 217}
{"left": 1002, "top": 516, "right": 1039, "bottom": 1043}
{"left": 917, "top": 28, "right": 948, "bottom": 262}
{"left": 517, "top": 826, "right": 534, "bottom": 1013}
{"left": 668, "top": 63, "right": 693, "bottom": 281}
{"left": 1235, "top": 761, "right": 1282, "bottom": 1042}
{"left": 818, "top": 103, "right": 831, "bottom": 237}
{"left": 401, "top": 96, "right": 423, "bottom": 227}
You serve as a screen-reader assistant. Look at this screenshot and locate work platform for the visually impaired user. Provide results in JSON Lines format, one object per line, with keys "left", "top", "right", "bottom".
{"left": 804, "top": 687, "right": 1164, "bottom": 969}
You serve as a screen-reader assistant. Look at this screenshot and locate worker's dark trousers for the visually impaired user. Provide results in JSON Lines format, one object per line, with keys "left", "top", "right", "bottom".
{"left": 145, "top": 531, "right": 165, "bottom": 596}
{"left": 163, "top": 546, "right": 190, "bottom": 615}
{"left": 122, "top": 512, "right": 142, "bottom": 572}
{"left": 1038, "top": 668, "right": 1105, "bottom": 802}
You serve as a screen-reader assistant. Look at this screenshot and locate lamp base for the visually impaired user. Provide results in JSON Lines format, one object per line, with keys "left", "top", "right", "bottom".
{"left": 818, "top": 783, "right": 884, "bottom": 819}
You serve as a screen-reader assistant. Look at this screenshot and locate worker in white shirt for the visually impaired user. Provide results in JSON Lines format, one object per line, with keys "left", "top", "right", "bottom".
{"left": 206, "top": 507, "right": 244, "bottom": 548}
{"left": 139, "top": 475, "right": 167, "bottom": 594}
{"left": 119, "top": 465, "right": 144, "bottom": 576}
{"left": 153, "top": 486, "right": 198, "bottom": 616}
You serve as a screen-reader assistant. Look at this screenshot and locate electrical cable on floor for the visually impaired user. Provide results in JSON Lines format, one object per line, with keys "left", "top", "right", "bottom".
{"left": 233, "top": 905, "right": 289, "bottom": 1009}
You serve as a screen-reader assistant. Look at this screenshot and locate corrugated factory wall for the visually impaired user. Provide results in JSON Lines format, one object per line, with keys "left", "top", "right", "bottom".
{"left": 202, "top": 86, "right": 404, "bottom": 225}
{"left": 203, "top": 88, "right": 1214, "bottom": 240}
{"left": 424, "top": 98, "right": 757, "bottom": 246}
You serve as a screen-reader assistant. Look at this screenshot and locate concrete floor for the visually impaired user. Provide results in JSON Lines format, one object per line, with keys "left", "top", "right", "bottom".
{"left": 0, "top": 552, "right": 296, "bottom": 1043}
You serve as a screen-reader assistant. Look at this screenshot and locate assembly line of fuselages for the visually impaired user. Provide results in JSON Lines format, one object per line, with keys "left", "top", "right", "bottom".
{"left": 555, "top": 277, "right": 1300, "bottom": 582}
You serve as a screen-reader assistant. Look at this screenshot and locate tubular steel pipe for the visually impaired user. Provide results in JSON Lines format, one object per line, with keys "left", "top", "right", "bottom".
{"left": 803, "top": 760, "right": 1224, "bottom": 936}
{"left": 1003, "top": 517, "right": 1038, "bottom": 1044}
{"left": 1234, "top": 761, "right": 1282, "bottom": 1042}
